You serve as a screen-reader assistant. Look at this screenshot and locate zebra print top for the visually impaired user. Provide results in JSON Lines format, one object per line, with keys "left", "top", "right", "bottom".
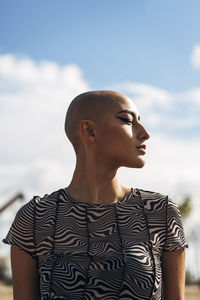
{"left": 3, "top": 187, "right": 187, "bottom": 300}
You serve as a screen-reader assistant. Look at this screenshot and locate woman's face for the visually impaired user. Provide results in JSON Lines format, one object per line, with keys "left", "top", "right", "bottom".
{"left": 95, "top": 96, "right": 150, "bottom": 169}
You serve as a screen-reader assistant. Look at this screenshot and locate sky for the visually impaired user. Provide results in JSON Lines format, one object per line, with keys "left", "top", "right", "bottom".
{"left": 0, "top": 0, "right": 200, "bottom": 278}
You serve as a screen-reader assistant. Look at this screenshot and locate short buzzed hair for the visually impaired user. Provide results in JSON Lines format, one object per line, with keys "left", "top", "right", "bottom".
{"left": 64, "top": 90, "right": 125, "bottom": 154}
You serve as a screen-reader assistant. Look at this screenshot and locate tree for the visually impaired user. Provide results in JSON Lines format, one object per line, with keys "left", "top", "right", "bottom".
{"left": 178, "top": 195, "right": 192, "bottom": 220}
{"left": 185, "top": 270, "right": 196, "bottom": 285}
{"left": 0, "top": 258, "right": 7, "bottom": 280}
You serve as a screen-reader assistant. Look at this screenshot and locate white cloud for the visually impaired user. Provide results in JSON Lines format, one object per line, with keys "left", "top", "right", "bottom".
{"left": 190, "top": 44, "right": 200, "bottom": 69}
{"left": 115, "top": 82, "right": 200, "bottom": 130}
{"left": 0, "top": 53, "right": 89, "bottom": 185}
{"left": 0, "top": 54, "right": 87, "bottom": 87}
{"left": 183, "top": 88, "right": 200, "bottom": 105}
{"left": 118, "top": 132, "right": 200, "bottom": 200}
{"left": 116, "top": 82, "right": 172, "bottom": 111}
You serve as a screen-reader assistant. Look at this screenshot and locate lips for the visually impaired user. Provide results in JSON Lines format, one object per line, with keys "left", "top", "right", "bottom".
{"left": 136, "top": 144, "right": 146, "bottom": 150}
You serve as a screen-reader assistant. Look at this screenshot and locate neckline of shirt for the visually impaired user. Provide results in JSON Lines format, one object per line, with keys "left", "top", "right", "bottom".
{"left": 62, "top": 187, "right": 140, "bottom": 206}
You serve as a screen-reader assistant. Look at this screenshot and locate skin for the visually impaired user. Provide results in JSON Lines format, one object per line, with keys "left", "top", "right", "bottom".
{"left": 11, "top": 90, "right": 185, "bottom": 300}
{"left": 161, "top": 248, "right": 185, "bottom": 300}
{"left": 11, "top": 245, "right": 40, "bottom": 300}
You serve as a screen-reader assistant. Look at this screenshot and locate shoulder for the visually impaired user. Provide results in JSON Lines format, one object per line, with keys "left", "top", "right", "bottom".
{"left": 137, "top": 188, "right": 167, "bottom": 199}
{"left": 14, "top": 188, "right": 62, "bottom": 218}
{"left": 137, "top": 188, "right": 168, "bottom": 212}
{"left": 2, "top": 188, "right": 64, "bottom": 257}
{"left": 14, "top": 188, "right": 58, "bottom": 213}
{"left": 137, "top": 188, "right": 181, "bottom": 217}
{"left": 31, "top": 188, "right": 63, "bottom": 207}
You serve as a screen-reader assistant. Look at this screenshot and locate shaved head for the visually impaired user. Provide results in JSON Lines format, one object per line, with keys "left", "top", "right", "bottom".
{"left": 65, "top": 90, "right": 127, "bottom": 154}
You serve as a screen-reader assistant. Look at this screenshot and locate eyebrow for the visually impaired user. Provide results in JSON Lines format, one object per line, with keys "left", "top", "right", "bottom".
{"left": 115, "top": 110, "right": 140, "bottom": 121}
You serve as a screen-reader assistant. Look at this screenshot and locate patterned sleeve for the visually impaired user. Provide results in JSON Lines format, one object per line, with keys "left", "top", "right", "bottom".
{"left": 2, "top": 197, "right": 37, "bottom": 258}
{"left": 163, "top": 197, "right": 188, "bottom": 251}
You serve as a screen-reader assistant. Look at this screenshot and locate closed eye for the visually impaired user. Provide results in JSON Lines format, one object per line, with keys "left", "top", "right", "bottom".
{"left": 116, "top": 116, "right": 134, "bottom": 125}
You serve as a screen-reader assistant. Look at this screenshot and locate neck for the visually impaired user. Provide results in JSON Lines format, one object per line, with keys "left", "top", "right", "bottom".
{"left": 66, "top": 153, "right": 131, "bottom": 205}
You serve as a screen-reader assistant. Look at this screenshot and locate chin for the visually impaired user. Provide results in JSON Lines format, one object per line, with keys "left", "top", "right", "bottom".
{"left": 123, "top": 159, "right": 146, "bottom": 169}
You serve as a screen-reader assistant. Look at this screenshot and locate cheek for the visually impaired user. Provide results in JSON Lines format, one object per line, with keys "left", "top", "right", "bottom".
{"left": 98, "top": 124, "right": 134, "bottom": 149}
{"left": 113, "top": 124, "right": 134, "bottom": 141}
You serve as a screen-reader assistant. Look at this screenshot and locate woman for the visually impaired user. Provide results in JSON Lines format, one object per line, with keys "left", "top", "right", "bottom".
{"left": 3, "top": 90, "right": 187, "bottom": 299}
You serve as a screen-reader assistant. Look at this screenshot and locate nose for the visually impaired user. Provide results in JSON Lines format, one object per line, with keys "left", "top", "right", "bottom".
{"left": 144, "top": 127, "right": 150, "bottom": 140}
{"left": 138, "top": 123, "right": 150, "bottom": 141}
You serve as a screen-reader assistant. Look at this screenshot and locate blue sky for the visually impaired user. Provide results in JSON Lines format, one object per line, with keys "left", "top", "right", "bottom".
{"left": 1, "top": 0, "right": 200, "bottom": 90}
{"left": 0, "top": 0, "right": 200, "bottom": 278}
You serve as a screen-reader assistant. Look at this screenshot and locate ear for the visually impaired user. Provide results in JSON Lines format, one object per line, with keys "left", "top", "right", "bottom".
{"left": 79, "top": 120, "right": 96, "bottom": 144}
